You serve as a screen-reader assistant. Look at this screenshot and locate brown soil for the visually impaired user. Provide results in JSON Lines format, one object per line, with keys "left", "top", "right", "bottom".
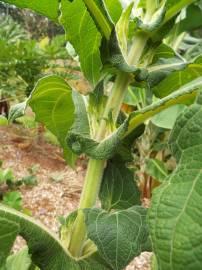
{"left": 0, "top": 124, "right": 151, "bottom": 269}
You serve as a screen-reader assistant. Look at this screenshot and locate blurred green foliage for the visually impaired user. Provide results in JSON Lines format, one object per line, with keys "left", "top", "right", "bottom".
{"left": 0, "top": 14, "right": 71, "bottom": 100}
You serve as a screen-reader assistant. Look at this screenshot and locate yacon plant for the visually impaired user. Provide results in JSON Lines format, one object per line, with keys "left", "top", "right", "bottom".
{"left": 1, "top": 0, "right": 202, "bottom": 269}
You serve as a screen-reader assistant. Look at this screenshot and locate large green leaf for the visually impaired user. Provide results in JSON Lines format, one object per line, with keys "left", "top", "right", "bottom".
{"left": 125, "top": 77, "right": 202, "bottom": 137}
{"left": 28, "top": 75, "right": 76, "bottom": 166}
{"left": 145, "top": 158, "right": 168, "bottom": 182}
{"left": 152, "top": 0, "right": 197, "bottom": 41}
{"left": 60, "top": 0, "right": 102, "bottom": 86}
{"left": 0, "top": 205, "right": 111, "bottom": 270}
{"left": 151, "top": 104, "right": 186, "bottom": 129}
{"left": 147, "top": 57, "right": 187, "bottom": 89}
{"left": 99, "top": 161, "right": 140, "bottom": 211}
{"left": 0, "top": 0, "right": 59, "bottom": 21}
{"left": 149, "top": 90, "right": 202, "bottom": 269}
{"left": 102, "top": 0, "right": 122, "bottom": 24}
{"left": 163, "top": 0, "right": 197, "bottom": 23}
{"left": 0, "top": 205, "right": 73, "bottom": 269}
{"left": 0, "top": 218, "right": 19, "bottom": 266}
{"left": 176, "top": 4, "right": 202, "bottom": 34}
{"left": 84, "top": 206, "right": 151, "bottom": 270}
{"left": 153, "top": 56, "right": 202, "bottom": 98}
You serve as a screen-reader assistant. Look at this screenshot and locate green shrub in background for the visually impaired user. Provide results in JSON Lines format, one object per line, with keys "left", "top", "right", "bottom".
{"left": 0, "top": 13, "right": 71, "bottom": 104}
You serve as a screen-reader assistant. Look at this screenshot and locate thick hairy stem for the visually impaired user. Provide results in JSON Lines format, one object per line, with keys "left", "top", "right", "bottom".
{"left": 68, "top": 33, "right": 148, "bottom": 257}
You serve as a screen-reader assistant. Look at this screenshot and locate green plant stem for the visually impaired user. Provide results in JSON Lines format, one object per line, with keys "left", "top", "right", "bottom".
{"left": 68, "top": 32, "right": 148, "bottom": 258}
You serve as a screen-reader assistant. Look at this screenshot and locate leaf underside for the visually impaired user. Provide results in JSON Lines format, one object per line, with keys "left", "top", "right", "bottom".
{"left": 28, "top": 75, "right": 76, "bottom": 166}
{"left": 60, "top": 0, "right": 102, "bottom": 86}
{"left": 0, "top": 205, "right": 112, "bottom": 270}
{"left": 84, "top": 206, "right": 151, "bottom": 270}
{"left": 99, "top": 161, "right": 140, "bottom": 211}
{"left": 0, "top": 0, "right": 59, "bottom": 21}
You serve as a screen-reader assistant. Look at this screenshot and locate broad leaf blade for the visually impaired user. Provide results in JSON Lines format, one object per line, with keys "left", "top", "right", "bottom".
{"left": 0, "top": 0, "right": 59, "bottom": 21}
{"left": 84, "top": 206, "right": 151, "bottom": 270}
{"left": 102, "top": 0, "right": 122, "bottom": 24}
{"left": 0, "top": 218, "right": 19, "bottom": 267}
{"left": 153, "top": 56, "right": 202, "bottom": 98}
{"left": 28, "top": 75, "right": 76, "bottom": 166}
{"left": 164, "top": 0, "right": 197, "bottom": 23}
{"left": 0, "top": 205, "right": 111, "bottom": 270}
{"left": 176, "top": 4, "right": 202, "bottom": 34}
{"left": 60, "top": 0, "right": 102, "bottom": 86}
{"left": 99, "top": 161, "right": 140, "bottom": 211}
{"left": 145, "top": 158, "right": 168, "bottom": 182}
{"left": 149, "top": 91, "right": 202, "bottom": 269}
{"left": 126, "top": 76, "right": 202, "bottom": 137}
{"left": 151, "top": 104, "right": 186, "bottom": 129}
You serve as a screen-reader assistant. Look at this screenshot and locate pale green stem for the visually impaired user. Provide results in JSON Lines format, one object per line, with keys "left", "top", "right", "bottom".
{"left": 68, "top": 33, "right": 148, "bottom": 258}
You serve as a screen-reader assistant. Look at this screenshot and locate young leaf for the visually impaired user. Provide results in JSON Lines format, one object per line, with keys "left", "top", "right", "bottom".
{"left": 84, "top": 206, "right": 151, "bottom": 270}
{"left": 136, "top": 2, "right": 166, "bottom": 32}
{"left": 21, "top": 175, "right": 38, "bottom": 186}
{"left": 101, "top": 4, "right": 144, "bottom": 74}
{"left": 2, "top": 191, "right": 22, "bottom": 211}
{"left": 67, "top": 118, "right": 129, "bottom": 160}
{"left": 0, "top": 0, "right": 59, "bottom": 21}
{"left": 149, "top": 91, "right": 202, "bottom": 269}
{"left": 5, "top": 247, "right": 31, "bottom": 270}
{"left": 28, "top": 75, "right": 76, "bottom": 166}
{"left": 145, "top": 158, "right": 168, "bottom": 182}
{"left": 116, "top": 2, "right": 134, "bottom": 58}
{"left": 99, "top": 161, "right": 140, "bottom": 211}
{"left": 60, "top": 0, "right": 102, "bottom": 86}
{"left": 8, "top": 101, "right": 27, "bottom": 123}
